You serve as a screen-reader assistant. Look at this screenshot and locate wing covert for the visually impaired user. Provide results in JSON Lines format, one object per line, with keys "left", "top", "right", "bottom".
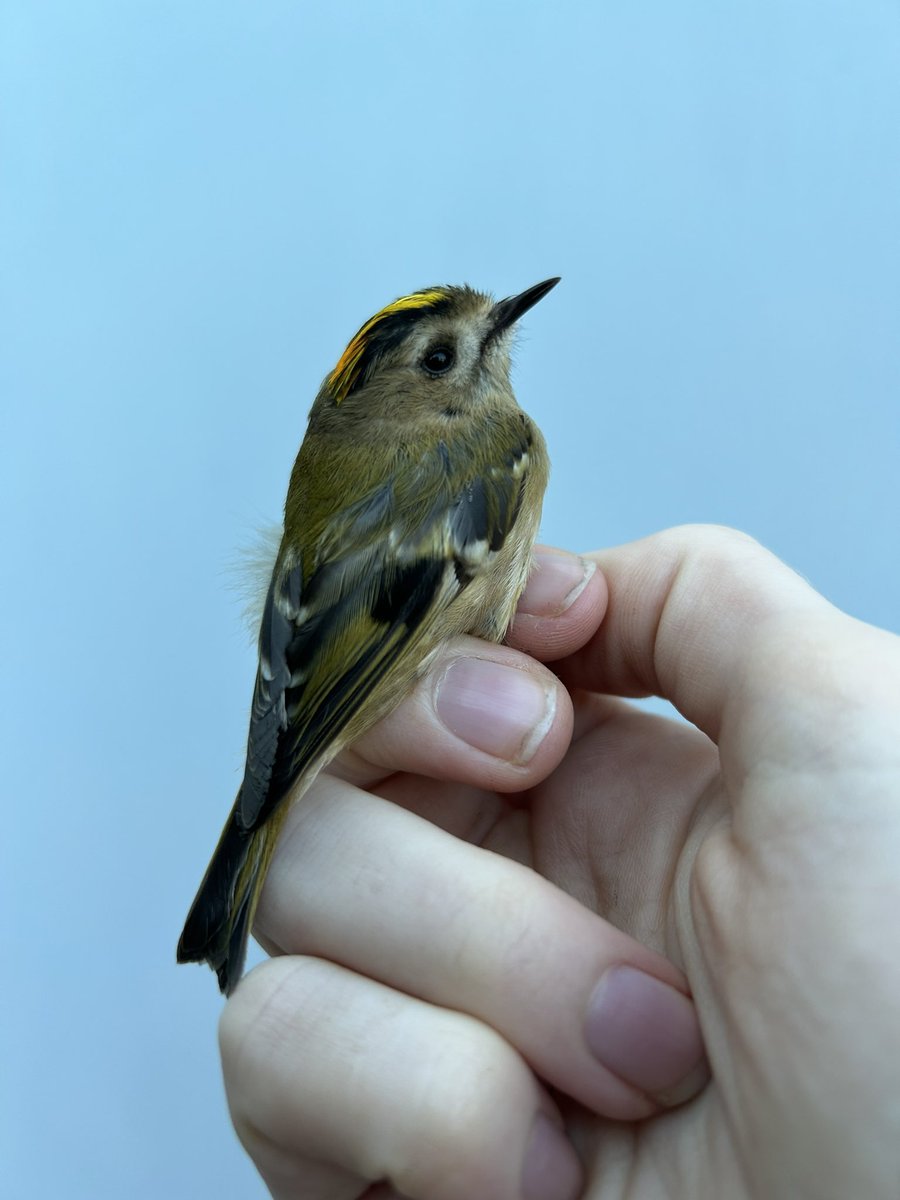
{"left": 236, "top": 418, "right": 535, "bottom": 834}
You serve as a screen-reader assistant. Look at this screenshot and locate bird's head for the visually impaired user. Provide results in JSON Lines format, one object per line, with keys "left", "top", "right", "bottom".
{"left": 313, "top": 278, "right": 560, "bottom": 428}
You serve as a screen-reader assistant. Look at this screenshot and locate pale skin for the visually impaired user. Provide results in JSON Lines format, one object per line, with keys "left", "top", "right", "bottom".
{"left": 218, "top": 526, "right": 900, "bottom": 1200}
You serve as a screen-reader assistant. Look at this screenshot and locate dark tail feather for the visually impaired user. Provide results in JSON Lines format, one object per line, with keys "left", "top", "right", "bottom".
{"left": 177, "top": 802, "right": 266, "bottom": 996}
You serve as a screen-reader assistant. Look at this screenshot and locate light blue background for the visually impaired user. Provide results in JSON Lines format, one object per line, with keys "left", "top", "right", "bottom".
{"left": 2, "top": 3, "right": 898, "bottom": 1197}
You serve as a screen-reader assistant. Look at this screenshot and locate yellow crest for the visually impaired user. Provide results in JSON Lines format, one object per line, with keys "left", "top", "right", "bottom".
{"left": 328, "top": 288, "right": 449, "bottom": 403}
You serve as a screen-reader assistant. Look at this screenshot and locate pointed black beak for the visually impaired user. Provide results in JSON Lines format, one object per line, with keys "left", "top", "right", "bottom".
{"left": 489, "top": 277, "right": 561, "bottom": 339}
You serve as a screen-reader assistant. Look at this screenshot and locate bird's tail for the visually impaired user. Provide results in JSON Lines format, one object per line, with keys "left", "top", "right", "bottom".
{"left": 176, "top": 799, "right": 282, "bottom": 995}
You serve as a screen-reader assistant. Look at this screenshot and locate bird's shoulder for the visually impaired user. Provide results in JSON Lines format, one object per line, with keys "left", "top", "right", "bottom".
{"left": 284, "top": 408, "right": 541, "bottom": 572}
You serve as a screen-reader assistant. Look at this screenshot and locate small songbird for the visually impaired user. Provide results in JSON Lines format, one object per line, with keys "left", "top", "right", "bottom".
{"left": 177, "top": 278, "right": 559, "bottom": 994}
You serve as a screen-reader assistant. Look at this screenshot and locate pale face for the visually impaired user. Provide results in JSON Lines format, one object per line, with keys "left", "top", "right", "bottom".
{"left": 312, "top": 280, "right": 557, "bottom": 429}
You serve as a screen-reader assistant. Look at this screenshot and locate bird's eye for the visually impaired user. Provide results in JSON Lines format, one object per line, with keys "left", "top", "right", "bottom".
{"left": 421, "top": 345, "right": 455, "bottom": 376}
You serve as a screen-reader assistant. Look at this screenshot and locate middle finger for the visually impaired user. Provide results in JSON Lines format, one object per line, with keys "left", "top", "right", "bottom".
{"left": 257, "top": 775, "right": 707, "bottom": 1119}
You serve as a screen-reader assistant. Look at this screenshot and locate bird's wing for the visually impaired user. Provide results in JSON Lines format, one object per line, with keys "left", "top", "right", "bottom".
{"left": 236, "top": 421, "right": 534, "bottom": 833}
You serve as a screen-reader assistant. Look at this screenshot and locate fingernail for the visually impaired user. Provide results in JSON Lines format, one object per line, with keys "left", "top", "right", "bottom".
{"left": 518, "top": 549, "right": 596, "bottom": 617}
{"left": 435, "top": 658, "right": 555, "bottom": 765}
{"left": 521, "top": 1113, "right": 582, "bottom": 1200}
{"left": 585, "top": 966, "right": 707, "bottom": 1104}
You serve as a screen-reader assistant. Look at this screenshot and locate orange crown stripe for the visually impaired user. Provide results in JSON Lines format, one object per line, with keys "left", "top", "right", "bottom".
{"left": 329, "top": 289, "right": 449, "bottom": 403}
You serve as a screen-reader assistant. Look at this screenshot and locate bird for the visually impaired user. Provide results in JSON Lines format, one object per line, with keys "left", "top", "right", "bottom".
{"left": 177, "top": 277, "right": 559, "bottom": 994}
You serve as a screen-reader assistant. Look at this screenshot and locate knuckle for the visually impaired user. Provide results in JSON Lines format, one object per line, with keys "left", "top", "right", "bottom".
{"left": 383, "top": 1015, "right": 534, "bottom": 1198}
{"left": 217, "top": 957, "right": 537, "bottom": 1199}
{"left": 668, "top": 522, "right": 765, "bottom": 563}
{"left": 218, "top": 957, "right": 307, "bottom": 1088}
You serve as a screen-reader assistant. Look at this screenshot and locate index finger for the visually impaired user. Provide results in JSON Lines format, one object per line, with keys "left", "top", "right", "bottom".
{"left": 556, "top": 525, "right": 831, "bottom": 743}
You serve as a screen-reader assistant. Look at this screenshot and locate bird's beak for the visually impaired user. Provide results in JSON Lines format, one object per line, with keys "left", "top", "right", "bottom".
{"left": 489, "top": 277, "right": 561, "bottom": 339}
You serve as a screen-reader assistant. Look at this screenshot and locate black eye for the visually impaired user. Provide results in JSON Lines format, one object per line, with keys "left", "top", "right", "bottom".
{"left": 421, "top": 345, "right": 455, "bottom": 376}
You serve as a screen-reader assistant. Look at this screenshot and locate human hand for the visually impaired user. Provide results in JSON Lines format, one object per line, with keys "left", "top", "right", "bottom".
{"left": 218, "top": 529, "right": 900, "bottom": 1200}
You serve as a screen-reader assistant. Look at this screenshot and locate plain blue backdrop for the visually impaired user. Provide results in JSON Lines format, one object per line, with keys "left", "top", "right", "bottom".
{"left": 2, "top": 3, "right": 898, "bottom": 1197}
